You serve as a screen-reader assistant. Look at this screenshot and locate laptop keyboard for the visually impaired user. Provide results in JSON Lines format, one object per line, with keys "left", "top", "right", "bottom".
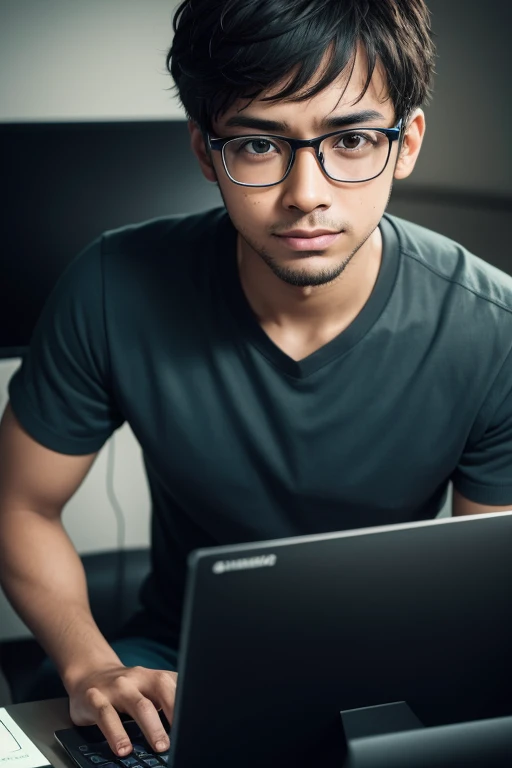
{"left": 75, "top": 731, "right": 170, "bottom": 768}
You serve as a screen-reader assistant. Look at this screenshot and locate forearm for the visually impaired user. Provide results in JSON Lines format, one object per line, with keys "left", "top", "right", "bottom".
{"left": 0, "top": 507, "right": 121, "bottom": 688}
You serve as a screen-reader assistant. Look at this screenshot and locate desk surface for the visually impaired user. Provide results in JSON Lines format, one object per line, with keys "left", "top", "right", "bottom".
{"left": 6, "top": 699, "right": 73, "bottom": 768}
{"left": 6, "top": 697, "right": 512, "bottom": 768}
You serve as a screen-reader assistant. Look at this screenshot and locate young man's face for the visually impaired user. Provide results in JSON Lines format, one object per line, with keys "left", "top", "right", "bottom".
{"left": 191, "top": 47, "right": 425, "bottom": 288}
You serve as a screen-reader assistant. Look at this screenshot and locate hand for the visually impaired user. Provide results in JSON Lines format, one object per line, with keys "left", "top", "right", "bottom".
{"left": 67, "top": 663, "right": 178, "bottom": 757}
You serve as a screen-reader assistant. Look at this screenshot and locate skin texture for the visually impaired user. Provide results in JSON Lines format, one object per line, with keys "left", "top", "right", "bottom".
{"left": 0, "top": 41, "right": 510, "bottom": 761}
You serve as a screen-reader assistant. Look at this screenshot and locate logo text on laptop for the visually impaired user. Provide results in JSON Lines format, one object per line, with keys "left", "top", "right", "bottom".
{"left": 212, "top": 554, "right": 277, "bottom": 574}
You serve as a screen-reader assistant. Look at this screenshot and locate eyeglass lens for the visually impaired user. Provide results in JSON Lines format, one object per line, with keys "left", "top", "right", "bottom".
{"left": 222, "top": 130, "right": 391, "bottom": 185}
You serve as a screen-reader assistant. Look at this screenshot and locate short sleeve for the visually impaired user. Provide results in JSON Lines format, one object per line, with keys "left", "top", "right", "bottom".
{"left": 8, "top": 237, "right": 125, "bottom": 455}
{"left": 452, "top": 348, "right": 512, "bottom": 505}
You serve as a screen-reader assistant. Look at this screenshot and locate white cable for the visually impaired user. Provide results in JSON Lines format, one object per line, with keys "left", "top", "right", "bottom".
{"left": 106, "top": 432, "right": 126, "bottom": 551}
{"left": 105, "top": 432, "right": 127, "bottom": 632}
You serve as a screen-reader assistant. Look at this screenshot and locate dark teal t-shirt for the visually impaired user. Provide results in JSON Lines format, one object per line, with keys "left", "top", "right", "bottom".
{"left": 9, "top": 209, "right": 512, "bottom": 645}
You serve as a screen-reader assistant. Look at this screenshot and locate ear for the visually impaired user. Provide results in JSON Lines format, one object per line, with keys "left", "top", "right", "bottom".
{"left": 188, "top": 119, "right": 218, "bottom": 183}
{"left": 393, "top": 109, "right": 426, "bottom": 180}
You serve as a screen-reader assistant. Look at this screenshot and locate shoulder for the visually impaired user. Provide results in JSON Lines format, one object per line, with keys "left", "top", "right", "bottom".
{"left": 99, "top": 206, "right": 227, "bottom": 260}
{"left": 382, "top": 214, "right": 512, "bottom": 384}
{"left": 384, "top": 213, "right": 512, "bottom": 317}
{"left": 38, "top": 206, "right": 229, "bottom": 338}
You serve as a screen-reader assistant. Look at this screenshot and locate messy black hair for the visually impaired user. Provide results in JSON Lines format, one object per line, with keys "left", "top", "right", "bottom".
{"left": 167, "top": 0, "right": 436, "bottom": 133}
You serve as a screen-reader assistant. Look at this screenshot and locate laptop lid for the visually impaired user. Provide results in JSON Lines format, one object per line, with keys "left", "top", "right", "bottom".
{"left": 169, "top": 512, "right": 512, "bottom": 767}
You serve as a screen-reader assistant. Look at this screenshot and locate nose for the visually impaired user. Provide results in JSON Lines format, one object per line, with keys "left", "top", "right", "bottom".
{"left": 280, "top": 146, "right": 333, "bottom": 213}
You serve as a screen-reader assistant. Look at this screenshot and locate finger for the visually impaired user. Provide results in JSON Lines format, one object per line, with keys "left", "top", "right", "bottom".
{"left": 84, "top": 688, "right": 133, "bottom": 757}
{"left": 144, "top": 670, "right": 178, "bottom": 735}
{"left": 125, "top": 688, "right": 170, "bottom": 753}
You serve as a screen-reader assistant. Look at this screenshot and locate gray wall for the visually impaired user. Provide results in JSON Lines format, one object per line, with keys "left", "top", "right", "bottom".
{"left": 411, "top": 0, "right": 512, "bottom": 197}
{"left": 0, "top": 1, "right": 507, "bottom": 644}
{"left": 387, "top": 0, "right": 511, "bottom": 275}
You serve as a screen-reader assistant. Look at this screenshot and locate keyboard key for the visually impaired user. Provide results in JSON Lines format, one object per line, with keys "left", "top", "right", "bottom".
{"left": 160, "top": 757, "right": 169, "bottom": 763}
{"left": 142, "top": 759, "right": 160, "bottom": 767}
{"left": 120, "top": 758, "right": 139, "bottom": 767}
{"left": 79, "top": 746, "right": 89, "bottom": 752}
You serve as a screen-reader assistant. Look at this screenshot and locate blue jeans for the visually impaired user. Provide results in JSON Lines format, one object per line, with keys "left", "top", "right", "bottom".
{"left": 27, "top": 637, "right": 178, "bottom": 702}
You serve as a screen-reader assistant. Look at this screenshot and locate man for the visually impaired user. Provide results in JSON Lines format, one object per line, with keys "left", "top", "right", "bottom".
{"left": 1, "top": 0, "right": 511, "bottom": 758}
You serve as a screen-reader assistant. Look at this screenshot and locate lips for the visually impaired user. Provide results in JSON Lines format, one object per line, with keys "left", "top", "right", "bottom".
{"left": 278, "top": 230, "right": 339, "bottom": 238}
{"left": 274, "top": 231, "right": 342, "bottom": 251}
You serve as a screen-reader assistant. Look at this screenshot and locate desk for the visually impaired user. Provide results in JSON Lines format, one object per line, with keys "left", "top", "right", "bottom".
{"left": 5, "top": 699, "right": 72, "bottom": 768}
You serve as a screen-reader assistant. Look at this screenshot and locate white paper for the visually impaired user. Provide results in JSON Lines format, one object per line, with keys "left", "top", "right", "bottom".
{"left": 0, "top": 709, "right": 50, "bottom": 768}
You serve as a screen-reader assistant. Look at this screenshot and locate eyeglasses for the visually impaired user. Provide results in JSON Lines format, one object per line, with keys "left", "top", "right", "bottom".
{"left": 207, "top": 119, "right": 403, "bottom": 187}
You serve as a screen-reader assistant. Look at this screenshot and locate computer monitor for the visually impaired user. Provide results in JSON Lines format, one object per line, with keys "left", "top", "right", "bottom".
{"left": 0, "top": 120, "right": 222, "bottom": 357}
{"left": 168, "top": 511, "right": 512, "bottom": 767}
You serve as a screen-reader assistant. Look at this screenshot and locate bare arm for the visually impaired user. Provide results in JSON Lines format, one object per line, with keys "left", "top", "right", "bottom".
{"left": 0, "top": 402, "right": 115, "bottom": 676}
{"left": 452, "top": 487, "right": 512, "bottom": 516}
{"left": 0, "top": 403, "right": 175, "bottom": 754}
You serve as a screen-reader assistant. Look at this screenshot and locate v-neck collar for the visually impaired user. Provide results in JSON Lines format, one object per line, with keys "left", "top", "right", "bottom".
{"left": 216, "top": 212, "right": 400, "bottom": 379}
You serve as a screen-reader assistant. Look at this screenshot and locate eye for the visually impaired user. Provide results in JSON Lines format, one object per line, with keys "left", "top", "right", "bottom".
{"left": 335, "top": 133, "right": 369, "bottom": 151}
{"left": 241, "top": 138, "right": 278, "bottom": 155}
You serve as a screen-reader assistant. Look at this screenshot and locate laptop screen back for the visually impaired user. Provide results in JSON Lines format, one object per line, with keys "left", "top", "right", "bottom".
{"left": 170, "top": 512, "right": 512, "bottom": 767}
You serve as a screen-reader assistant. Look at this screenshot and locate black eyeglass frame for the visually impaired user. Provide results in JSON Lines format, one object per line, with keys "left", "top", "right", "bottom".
{"left": 206, "top": 118, "right": 404, "bottom": 187}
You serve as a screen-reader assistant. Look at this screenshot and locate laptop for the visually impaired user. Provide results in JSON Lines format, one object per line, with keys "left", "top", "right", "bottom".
{"left": 55, "top": 511, "right": 512, "bottom": 767}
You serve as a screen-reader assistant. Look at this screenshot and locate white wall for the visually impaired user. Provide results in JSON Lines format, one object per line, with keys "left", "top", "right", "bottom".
{"left": 0, "top": 0, "right": 184, "bottom": 122}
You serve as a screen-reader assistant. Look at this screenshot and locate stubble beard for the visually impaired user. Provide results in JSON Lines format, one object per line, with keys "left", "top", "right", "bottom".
{"left": 244, "top": 225, "right": 379, "bottom": 288}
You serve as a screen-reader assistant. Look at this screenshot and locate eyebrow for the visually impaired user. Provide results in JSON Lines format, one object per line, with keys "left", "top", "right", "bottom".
{"left": 222, "top": 109, "right": 387, "bottom": 133}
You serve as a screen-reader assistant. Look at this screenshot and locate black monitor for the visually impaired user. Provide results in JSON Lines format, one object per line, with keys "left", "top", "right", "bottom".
{"left": 0, "top": 121, "right": 222, "bottom": 357}
{"left": 170, "top": 511, "right": 512, "bottom": 767}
